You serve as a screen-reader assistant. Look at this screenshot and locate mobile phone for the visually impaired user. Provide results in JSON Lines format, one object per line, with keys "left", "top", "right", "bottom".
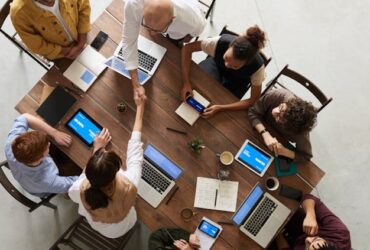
{"left": 186, "top": 96, "right": 205, "bottom": 113}
{"left": 279, "top": 184, "right": 302, "bottom": 201}
{"left": 198, "top": 220, "right": 220, "bottom": 238}
{"left": 278, "top": 157, "right": 291, "bottom": 172}
{"left": 91, "top": 31, "right": 108, "bottom": 51}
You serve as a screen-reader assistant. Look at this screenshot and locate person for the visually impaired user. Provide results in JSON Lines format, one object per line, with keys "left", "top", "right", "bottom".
{"left": 10, "top": 0, "right": 91, "bottom": 60}
{"left": 247, "top": 88, "right": 317, "bottom": 163}
{"left": 4, "top": 113, "right": 78, "bottom": 197}
{"left": 68, "top": 89, "right": 147, "bottom": 238}
{"left": 122, "top": 0, "right": 206, "bottom": 97}
{"left": 275, "top": 194, "right": 351, "bottom": 250}
{"left": 149, "top": 228, "right": 200, "bottom": 250}
{"left": 181, "top": 25, "right": 267, "bottom": 118}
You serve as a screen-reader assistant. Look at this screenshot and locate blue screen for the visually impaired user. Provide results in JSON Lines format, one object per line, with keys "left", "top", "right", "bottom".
{"left": 80, "top": 70, "right": 94, "bottom": 85}
{"left": 144, "top": 145, "right": 182, "bottom": 180}
{"left": 198, "top": 220, "right": 220, "bottom": 238}
{"left": 232, "top": 185, "right": 264, "bottom": 226}
{"left": 67, "top": 111, "right": 102, "bottom": 145}
{"left": 238, "top": 142, "right": 271, "bottom": 173}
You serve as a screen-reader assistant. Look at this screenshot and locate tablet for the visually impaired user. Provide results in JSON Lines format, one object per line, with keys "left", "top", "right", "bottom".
{"left": 235, "top": 140, "right": 274, "bottom": 177}
{"left": 194, "top": 217, "right": 222, "bottom": 250}
{"left": 65, "top": 109, "right": 102, "bottom": 147}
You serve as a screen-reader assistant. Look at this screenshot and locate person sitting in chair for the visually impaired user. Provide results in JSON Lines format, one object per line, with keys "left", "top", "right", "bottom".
{"left": 248, "top": 88, "right": 317, "bottom": 163}
{"left": 68, "top": 89, "right": 146, "bottom": 238}
{"left": 181, "top": 25, "right": 267, "bottom": 118}
{"left": 5, "top": 113, "right": 78, "bottom": 197}
{"left": 10, "top": 0, "right": 91, "bottom": 60}
{"left": 149, "top": 228, "right": 200, "bottom": 250}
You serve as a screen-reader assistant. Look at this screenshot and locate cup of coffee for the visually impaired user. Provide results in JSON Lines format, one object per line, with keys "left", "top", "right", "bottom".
{"left": 180, "top": 208, "right": 195, "bottom": 221}
{"left": 265, "top": 177, "right": 279, "bottom": 191}
{"left": 219, "top": 151, "right": 234, "bottom": 166}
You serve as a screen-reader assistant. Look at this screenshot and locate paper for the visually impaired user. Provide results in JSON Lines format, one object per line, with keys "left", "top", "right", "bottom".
{"left": 194, "top": 177, "right": 238, "bottom": 212}
{"left": 175, "top": 90, "right": 210, "bottom": 126}
{"left": 63, "top": 45, "right": 107, "bottom": 92}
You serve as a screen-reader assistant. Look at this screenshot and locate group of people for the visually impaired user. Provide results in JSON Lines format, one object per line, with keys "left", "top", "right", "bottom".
{"left": 6, "top": 0, "right": 351, "bottom": 249}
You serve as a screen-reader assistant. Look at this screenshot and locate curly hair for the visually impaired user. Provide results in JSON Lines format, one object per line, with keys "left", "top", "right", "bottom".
{"left": 282, "top": 98, "right": 317, "bottom": 134}
{"left": 313, "top": 242, "right": 343, "bottom": 250}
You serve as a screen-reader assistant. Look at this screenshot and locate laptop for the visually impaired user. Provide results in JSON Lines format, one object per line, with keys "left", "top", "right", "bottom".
{"left": 231, "top": 183, "right": 291, "bottom": 248}
{"left": 235, "top": 139, "right": 274, "bottom": 177}
{"left": 138, "top": 144, "right": 183, "bottom": 208}
{"left": 113, "top": 35, "right": 167, "bottom": 85}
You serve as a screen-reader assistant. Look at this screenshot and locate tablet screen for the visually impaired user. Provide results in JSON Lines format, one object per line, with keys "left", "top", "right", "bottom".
{"left": 237, "top": 142, "right": 272, "bottom": 173}
{"left": 66, "top": 109, "right": 102, "bottom": 146}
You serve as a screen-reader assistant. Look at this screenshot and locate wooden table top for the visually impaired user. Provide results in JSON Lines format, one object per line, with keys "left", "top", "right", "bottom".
{"left": 15, "top": 0, "right": 325, "bottom": 248}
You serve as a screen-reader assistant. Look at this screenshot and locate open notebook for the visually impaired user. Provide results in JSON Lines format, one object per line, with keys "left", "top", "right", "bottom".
{"left": 63, "top": 45, "right": 107, "bottom": 92}
{"left": 175, "top": 90, "right": 210, "bottom": 126}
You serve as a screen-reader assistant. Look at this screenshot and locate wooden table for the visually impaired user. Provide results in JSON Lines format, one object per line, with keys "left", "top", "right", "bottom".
{"left": 15, "top": 0, "right": 325, "bottom": 248}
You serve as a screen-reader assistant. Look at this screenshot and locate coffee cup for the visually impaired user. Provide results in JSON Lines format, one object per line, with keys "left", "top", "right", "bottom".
{"left": 219, "top": 151, "right": 234, "bottom": 166}
{"left": 265, "top": 177, "right": 279, "bottom": 191}
{"left": 180, "top": 208, "right": 195, "bottom": 221}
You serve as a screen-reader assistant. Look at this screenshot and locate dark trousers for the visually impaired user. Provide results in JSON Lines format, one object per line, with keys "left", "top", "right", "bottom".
{"left": 199, "top": 57, "right": 249, "bottom": 99}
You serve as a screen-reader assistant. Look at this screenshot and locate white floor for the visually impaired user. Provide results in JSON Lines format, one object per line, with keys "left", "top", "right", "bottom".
{"left": 1, "top": 0, "right": 369, "bottom": 249}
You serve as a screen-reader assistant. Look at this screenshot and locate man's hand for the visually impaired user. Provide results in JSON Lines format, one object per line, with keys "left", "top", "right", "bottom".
{"left": 134, "top": 85, "right": 146, "bottom": 98}
{"left": 53, "top": 130, "right": 72, "bottom": 147}
{"left": 180, "top": 83, "right": 193, "bottom": 101}
{"left": 303, "top": 213, "right": 319, "bottom": 236}
{"left": 93, "top": 128, "right": 111, "bottom": 153}
{"left": 134, "top": 88, "right": 147, "bottom": 107}
{"left": 262, "top": 132, "right": 279, "bottom": 156}
{"left": 188, "top": 234, "right": 200, "bottom": 249}
{"left": 65, "top": 44, "right": 85, "bottom": 59}
{"left": 173, "top": 239, "right": 193, "bottom": 250}
{"left": 202, "top": 105, "right": 221, "bottom": 118}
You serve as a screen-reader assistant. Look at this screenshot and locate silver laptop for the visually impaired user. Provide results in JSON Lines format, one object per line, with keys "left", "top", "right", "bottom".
{"left": 231, "top": 183, "right": 291, "bottom": 248}
{"left": 138, "top": 144, "right": 183, "bottom": 208}
{"left": 113, "top": 35, "right": 167, "bottom": 85}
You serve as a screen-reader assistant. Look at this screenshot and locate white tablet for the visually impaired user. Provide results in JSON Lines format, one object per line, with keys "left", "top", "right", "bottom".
{"left": 235, "top": 140, "right": 274, "bottom": 177}
{"left": 194, "top": 217, "right": 222, "bottom": 250}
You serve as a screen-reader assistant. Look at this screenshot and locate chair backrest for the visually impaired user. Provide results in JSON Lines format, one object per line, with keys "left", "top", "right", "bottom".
{"left": 263, "top": 65, "right": 333, "bottom": 113}
{"left": 219, "top": 25, "right": 272, "bottom": 67}
{"left": 0, "top": 0, "right": 11, "bottom": 28}
{"left": 198, "top": 0, "right": 216, "bottom": 20}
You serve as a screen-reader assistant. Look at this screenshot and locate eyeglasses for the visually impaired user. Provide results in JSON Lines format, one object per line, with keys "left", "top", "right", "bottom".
{"left": 141, "top": 16, "right": 172, "bottom": 34}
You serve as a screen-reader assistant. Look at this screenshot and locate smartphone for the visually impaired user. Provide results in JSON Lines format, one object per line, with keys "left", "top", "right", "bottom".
{"left": 198, "top": 220, "right": 220, "bottom": 238}
{"left": 279, "top": 184, "right": 302, "bottom": 201}
{"left": 186, "top": 96, "right": 205, "bottom": 113}
{"left": 278, "top": 157, "right": 291, "bottom": 172}
{"left": 91, "top": 31, "right": 108, "bottom": 51}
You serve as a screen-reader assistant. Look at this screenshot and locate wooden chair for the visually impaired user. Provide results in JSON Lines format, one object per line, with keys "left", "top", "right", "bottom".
{"left": 198, "top": 0, "right": 216, "bottom": 21}
{"left": 0, "top": 0, "right": 53, "bottom": 70}
{"left": 0, "top": 160, "right": 57, "bottom": 212}
{"left": 49, "top": 216, "right": 139, "bottom": 250}
{"left": 262, "top": 65, "right": 333, "bottom": 113}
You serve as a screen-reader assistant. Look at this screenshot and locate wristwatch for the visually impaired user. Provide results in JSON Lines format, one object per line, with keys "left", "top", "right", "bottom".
{"left": 260, "top": 129, "right": 268, "bottom": 135}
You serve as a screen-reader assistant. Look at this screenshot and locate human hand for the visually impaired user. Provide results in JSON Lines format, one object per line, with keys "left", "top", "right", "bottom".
{"left": 262, "top": 132, "right": 279, "bottom": 156}
{"left": 202, "top": 105, "right": 221, "bottom": 118}
{"left": 53, "top": 130, "right": 72, "bottom": 147}
{"left": 189, "top": 234, "right": 200, "bottom": 249}
{"left": 173, "top": 239, "right": 193, "bottom": 250}
{"left": 93, "top": 128, "right": 111, "bottom": 152}
{"left": 65, "top": 43, "right": 85, "bottom": 59}
{"left": 303, "top": 213, "right": 319, "bottom": 236}
{"left": 180, "top": 84, "right": 193, "bottom": 101}
{"left": 134, "top": 88, "right": 147, "bottom": 107}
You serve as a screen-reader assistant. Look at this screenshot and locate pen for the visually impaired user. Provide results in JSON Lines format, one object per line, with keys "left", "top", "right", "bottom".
{"left": 166, "top": 127, "right": 187, "bottom": 135}
{"left": 165, "top": 186, "right": 179, "bottom": 205}
{"left": 214, "top": 189, "right": 218, "bottom": 207}
{"left": 217, "top": 221, "right": 233, "bottom": 225}
{"left": 164, "top": 228, "right": 175, "bottom": 242}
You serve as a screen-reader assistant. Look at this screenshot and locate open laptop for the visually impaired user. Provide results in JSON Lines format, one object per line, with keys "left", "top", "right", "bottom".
{"left": 231, "top": 183, "right": 291, "bottom": 248}
{"left": 112, "top": 35, "right": 167, "bottom": 85}
{"left": 138, "top": 144, "right": 183, "bottom": 208}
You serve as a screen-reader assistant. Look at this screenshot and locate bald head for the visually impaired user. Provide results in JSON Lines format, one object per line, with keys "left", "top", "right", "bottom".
{"left": 143, "top": 0, "right": 174, "bottom": 33}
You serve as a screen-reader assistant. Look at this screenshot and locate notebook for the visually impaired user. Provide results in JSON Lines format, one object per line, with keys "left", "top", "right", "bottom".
{"left": 194, "top": 177, "right": 238, "bottom": 212}
{"left": 36, "top": 86, "right": 76, "bottom": 126}
{"left": 63, "top": 45, "right": 107, "bottom": 92}
{"left": 175, "top": 90, "right": 210, "bottom": 126}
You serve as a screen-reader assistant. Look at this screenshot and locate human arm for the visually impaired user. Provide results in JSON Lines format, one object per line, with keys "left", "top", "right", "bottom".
{"left": 92, "top": 128, "right": 112, "bottom": 154}
{"left": 48, "top": 173, "right": 79, "bottom": 194}
{"left": 64, "top": 33, "right": 88, "bottom": 59}
{"left": 301, "top": 196, "right": 319, "bottom": 236}
{"left": 180, "top": 41, "right": 202, "bottom": 100}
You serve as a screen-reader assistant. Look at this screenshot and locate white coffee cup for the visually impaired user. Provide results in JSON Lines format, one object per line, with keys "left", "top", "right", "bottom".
{"left": 265, "top": 177, "right": 279, "bottom": 191}
{"left": 219, "top": 151, "right": 234, "bottom": 166}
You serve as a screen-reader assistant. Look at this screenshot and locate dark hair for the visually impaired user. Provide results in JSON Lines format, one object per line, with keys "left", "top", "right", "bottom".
{"left": 84, "top": 150, "right": 121, "bottom": 210}
{"left": 230, "top": 25, "right": 266, "bottom": 62}
{"left": 12, "top": 131, "right": 49, "bottom": 165}
{"left": 282, "top": 98, "right": 317, "bottom": 134}
{"left": 313, "top": 242, "right": 342, "bottom": 250}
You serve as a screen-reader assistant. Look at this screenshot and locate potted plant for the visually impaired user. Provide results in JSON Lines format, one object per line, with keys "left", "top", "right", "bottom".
{"left": 188, "top": 137, "right": 204, "bottom": 154}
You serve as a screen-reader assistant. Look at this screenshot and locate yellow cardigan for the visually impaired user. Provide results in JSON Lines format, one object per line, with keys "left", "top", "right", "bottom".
{"left": 10, "top": 0, "right": 91, "bottom": 59}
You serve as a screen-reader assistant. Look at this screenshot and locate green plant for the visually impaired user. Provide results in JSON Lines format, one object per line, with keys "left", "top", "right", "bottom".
{"left": 188, "top": 137, "right": 204, "bottom": 154}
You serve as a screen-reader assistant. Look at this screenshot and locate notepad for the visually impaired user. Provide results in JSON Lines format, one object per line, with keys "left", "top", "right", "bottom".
{"left": 63, "top": 45, "right": 107, "bottom": 92}
{"left": 175, "top": 90, "right": 210, "bottom": 126}
{"left": 194, "top": 177, "right": 238, "bottom": 212}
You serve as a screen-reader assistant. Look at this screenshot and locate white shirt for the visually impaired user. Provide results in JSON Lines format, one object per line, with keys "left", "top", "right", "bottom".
{"left": 34, "top": 0, "right": 74, "bottom": 43}
{"left": 68, "top": 131, "right": 143, "bottom": 238}
{"left": 122, "top": 0, "right": 206, "bottom": 70}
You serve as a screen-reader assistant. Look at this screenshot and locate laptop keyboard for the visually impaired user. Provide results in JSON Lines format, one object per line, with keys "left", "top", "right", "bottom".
{"left": 244, "top": 197, "right": 278, "bottom": 236}
{"left": 117, "top": 47, "right": 157, "bottom": 72}
{"left": 142, "top": 161, "right": 171, "bottom": 194}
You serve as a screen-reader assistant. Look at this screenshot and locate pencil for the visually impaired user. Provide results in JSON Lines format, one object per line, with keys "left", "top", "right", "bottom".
{"left": 165, "top": 186, "right": 179, "bottom": 205}
{"left": 166, "top": 127, "right": 187, "bottom": 135}
{"left": 214, "top": 189, "right": 218, "bottom": 207}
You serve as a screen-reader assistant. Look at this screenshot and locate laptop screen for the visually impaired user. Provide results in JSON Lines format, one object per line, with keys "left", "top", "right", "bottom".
{"left": 144, "top": 144, "right": 183, "bottom": 180}
{"left": 231, "top": 185, "right": 264, "bottom": 226}
{"left": 237, "top": 142, "right": 272, "bottom": 174}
